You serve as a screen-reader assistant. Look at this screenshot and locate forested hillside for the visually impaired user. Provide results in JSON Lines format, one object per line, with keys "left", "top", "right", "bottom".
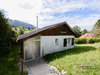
{"left": 8, "top": 19, "right": 35, "bottom": 28}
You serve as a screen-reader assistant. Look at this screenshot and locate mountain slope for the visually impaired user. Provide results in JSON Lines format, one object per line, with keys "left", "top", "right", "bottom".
{"left": 8, "top": 19, "right": 36, "bottom": 28}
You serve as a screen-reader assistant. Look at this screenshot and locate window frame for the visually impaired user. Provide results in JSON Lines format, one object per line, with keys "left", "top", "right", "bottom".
{"left": 63, "top": 38, "right": 73, "bottom": 47}
{"left": 67, "top": 38, "right": 70, "bottom": 45}
{"left": 55, "top": 39, "right": 58, "bottom": 46}
{"left": 63, "top": 38, "right": 67, "bottom": 47}
{"left": 72, "top": 38, "right": 74, "bottom": 45}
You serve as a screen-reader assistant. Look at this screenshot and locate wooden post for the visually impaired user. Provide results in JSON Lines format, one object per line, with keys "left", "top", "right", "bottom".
{"left": 21, "top": 42, "right": 23, "bottom": 75}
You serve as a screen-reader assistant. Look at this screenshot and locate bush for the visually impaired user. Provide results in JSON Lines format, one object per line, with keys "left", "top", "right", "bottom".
{"left": 0, "top": 46, "right": 10, "bottom": 57}
{"left": 87, "top": 38, "right": 94, "bottom": 43}
{"left": 87, "top": 38, "right": 100, "bottom": 43}
{"left": 93, "top": 38, "right": 100, "bottom": 42}
{"left": 75, "top": 38, "right": 87, "bottom": 44}
{"left": 75, "top": 38, "right": 100, "bottom": 44}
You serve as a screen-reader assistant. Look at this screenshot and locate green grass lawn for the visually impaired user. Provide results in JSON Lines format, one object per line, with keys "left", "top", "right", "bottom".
{"left": 44, "top": 42, "right": 100, "bottom": 75}
{"left": 0, "top": 45, "right": 27, "bottom": 75}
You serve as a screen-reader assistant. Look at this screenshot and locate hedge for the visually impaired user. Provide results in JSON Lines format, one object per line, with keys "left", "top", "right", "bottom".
{"left": 75, "top": 38, "right": 100, "bottom": 44}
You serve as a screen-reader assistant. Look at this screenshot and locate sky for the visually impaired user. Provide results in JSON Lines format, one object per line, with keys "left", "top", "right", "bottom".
{"left": 0, "top": 0, "right": 100, "bottom": 31}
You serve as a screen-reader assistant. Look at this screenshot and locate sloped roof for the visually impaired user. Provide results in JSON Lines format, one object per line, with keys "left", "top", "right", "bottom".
{"left": 79, "top": 33, "right": 94, "bottom": 38}
{"left": 17, "top": 21, "right": 79, "bottom": 42}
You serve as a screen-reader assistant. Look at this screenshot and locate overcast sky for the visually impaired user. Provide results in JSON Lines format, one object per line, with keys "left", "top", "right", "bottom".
{"left": 0, "top": 0, "right": 100, "bottom": 31}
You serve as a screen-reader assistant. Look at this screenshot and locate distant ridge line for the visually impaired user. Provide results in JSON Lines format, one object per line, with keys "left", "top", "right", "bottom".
{"left": 8, "top": 19, "right": 36, "bottom": 28}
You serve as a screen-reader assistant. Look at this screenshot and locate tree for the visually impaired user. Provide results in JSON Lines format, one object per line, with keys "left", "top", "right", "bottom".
{"left": 72, "top": 25, "right": 81, "bottom": 36}
{"left": 0, "top": 11, "right": 13, "bottom": 56}
{"left": 82, "top": 29, "right": 88, "bottom": 35}
{"left": 28, "top": 27, "right": 31, "bottom": 30}
{"left": 91, "top": 19, "right": 100, "bottom": 38}
{"left": 18, "top": 26, "right": 24, "bottom": 35}
{"left": 15, "top": 27, "right": 17, "bottom": 30}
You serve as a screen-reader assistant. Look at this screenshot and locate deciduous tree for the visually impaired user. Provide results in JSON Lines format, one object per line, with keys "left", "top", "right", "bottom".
{"left": 18, "top": 26, "right": 24, "bottom": 35}
{"left": 72, "top": 25, "right": 81, "bottom": 36}
{"left": 82, "top": 29, "right": 88, "bottom": 35}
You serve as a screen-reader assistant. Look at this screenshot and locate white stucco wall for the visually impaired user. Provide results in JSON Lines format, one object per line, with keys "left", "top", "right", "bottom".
{"left": 41, "top": 35, "right": 75, "bottom": 56}
{"left": 23, "top": 35, "right": 75, "bottom": 61}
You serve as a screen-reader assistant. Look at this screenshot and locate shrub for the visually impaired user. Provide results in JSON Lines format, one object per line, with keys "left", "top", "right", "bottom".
{"left": 0, "top": 46, "right": 10, "bottom": 57}
{"left": 75, "top": 38, "right": 87, "bottom": 44}
{"left": 75, "top": 38, "right": 100, "bottom": 44}
{"left": 87, "top": 38, "right": 94, "bottom": 43}
{"left": 92, "top": 38, "right": 100, "bottom": 42}
{"left": 87, "top": 38, "right": 100, "bottom": 43}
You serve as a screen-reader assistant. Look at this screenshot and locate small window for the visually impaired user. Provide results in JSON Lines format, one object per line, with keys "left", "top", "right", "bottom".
{"left": 55, "top": 39, "right": 58, "bottom": 45}
{"left": 67, "top": 38, "right": 70, "bottom": 44}
{"left": 61, "top": 28, "right": 66, "bottom": 33}
{"left": 72, "top": 38, "right": 74, "bottom": 45}
{"left": 63, "top": 39, "right": 67, "bottom": 47}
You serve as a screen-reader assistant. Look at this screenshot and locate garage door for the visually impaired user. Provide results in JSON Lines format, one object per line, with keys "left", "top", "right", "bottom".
{"left": 24, "top": 41, "right": 33, "bottom": 60}
{"left": 24, "top": 40, "right": 40, "bottom": 60}
{"left": 33, "top": 41, "right": 40, "bottom": 58}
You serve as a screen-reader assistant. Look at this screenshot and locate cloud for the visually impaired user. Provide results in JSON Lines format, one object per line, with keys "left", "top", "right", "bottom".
{"left": 0, "top": 0, "right": 100, "bottom": 31}
{"left": 18, "top": 3, "right": 33, "bottom": 9}
{"left": 42, "top": 0, "right": 100, "bottom": 14}
{"left": 37, "top": 0, "right": 100, "bottom": 30}
{"left": 38, "top": 13, "right": 100, "bottom": 31}
{"left": 88, "top": 0, "right": 100, "bottom": 11}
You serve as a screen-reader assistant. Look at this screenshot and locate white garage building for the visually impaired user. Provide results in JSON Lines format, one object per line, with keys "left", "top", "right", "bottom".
{"left": 17, "top": 22, "right": 78, "bottom": 61}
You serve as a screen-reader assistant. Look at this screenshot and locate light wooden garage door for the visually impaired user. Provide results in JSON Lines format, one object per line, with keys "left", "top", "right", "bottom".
{"left": 33, "top": 41, "right": 40, "bottom": 58}
{"left": 24, "top": 41, "right": 33, "bottom": 60}
{"left": 24, "top": 40, "right": 40, "bottom": 60}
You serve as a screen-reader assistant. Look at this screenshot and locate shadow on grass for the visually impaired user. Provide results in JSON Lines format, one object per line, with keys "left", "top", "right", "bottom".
{"left": 44, "top": 45, "right": 96, "bottom": 62}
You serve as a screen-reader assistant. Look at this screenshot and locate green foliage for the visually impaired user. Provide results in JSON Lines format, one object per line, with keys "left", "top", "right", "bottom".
{"left": 18, "top": 26, "right": 24, "bottom": 35}
{"left": 94, "top": 19, "right": 100, "bottom": 27}
{"left": 72, "top": 25, "right": 81, "bottom": 36}
{"left": 75, "top": 38, "right": 100, "bottom": 44}
{"left": 0, "top": 45, "right": 28, "bottom": 75}
{"left": 91, "top": 19, "right": 100, "bottom": 38}
{"left": 44, "top": 43, "right": 100, "bottom": 75}
{"left": 15, "top": 27, "right": 17, "bottom": 30}
{"left": 87, "top": 38, "right": 100, "bottom": 43}
{"left": 12, "top": 26, "right": 34, "bottom": 37}
{"left": 82, "top": 29, "right": 88, "bottom": 35}
{"left": 0, "top": 11, "right": 13, "bottom": 57}
{"left": 0, "top": 11, "right": 12, "bottom": 45}
{"left": 75, "top": 38, "right": 87, "bottom": 44}
{"left": 28, "top": 27, "right": 31, "bottom": 30}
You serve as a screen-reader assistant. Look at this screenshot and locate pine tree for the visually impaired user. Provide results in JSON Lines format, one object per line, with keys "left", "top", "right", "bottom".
{"left": 0, "top": 11, "right": 13, "bottom": 56}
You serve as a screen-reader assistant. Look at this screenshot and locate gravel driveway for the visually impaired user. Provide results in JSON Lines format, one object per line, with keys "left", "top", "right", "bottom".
{"left": 18, "top": 58, "right": 58, "bottom": 75}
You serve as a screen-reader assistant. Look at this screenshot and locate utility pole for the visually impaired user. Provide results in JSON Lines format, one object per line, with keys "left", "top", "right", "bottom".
{"left": 21, "top": 42, "right": 23, "bottom": 75}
